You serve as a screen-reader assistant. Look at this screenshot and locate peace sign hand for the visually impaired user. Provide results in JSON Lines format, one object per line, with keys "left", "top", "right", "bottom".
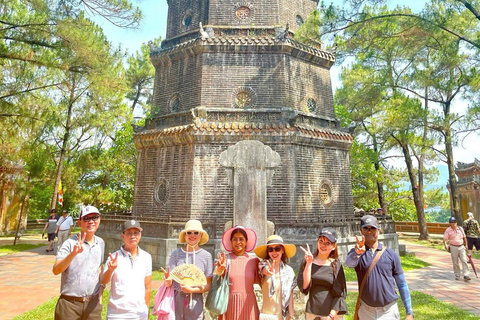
{"left": 300, "top": 244, "right": 313, "bottom": 265}
{"left": 107, "top": 252, "right": 118, "bottom": 271}
{"left": 355, "top": 235, "right": 365, "bottom": 254}
{"left": 73, "top": 232, "right": 86, "bottom": 255}
{"left": 214, "top": 252, "right": 227, "bottom": 275}
{"left": 264, "top": 260, "right": 275, "bottom": 276}
{"left": 161, "top": 266, "right": 170, "bottom": 280}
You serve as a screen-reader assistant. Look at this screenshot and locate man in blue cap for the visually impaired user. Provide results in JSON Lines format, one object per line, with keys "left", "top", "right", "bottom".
{"left": 347, "top": 215, "right": 414, "bottom": 320}
{"left": 443, "top": 216, "right": 470, "bottom": 280}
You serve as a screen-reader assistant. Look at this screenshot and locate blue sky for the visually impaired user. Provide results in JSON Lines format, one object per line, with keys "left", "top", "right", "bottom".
{"left": 96, "top": 0, "right": 480, "bottom": 166}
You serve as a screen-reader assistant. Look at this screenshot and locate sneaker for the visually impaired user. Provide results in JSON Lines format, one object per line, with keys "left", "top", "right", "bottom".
{"left": 464, "top": 276, "right": 471, "bottom": 281}
{"left": 455, "top": 276, "right": 460, "bottom": 280}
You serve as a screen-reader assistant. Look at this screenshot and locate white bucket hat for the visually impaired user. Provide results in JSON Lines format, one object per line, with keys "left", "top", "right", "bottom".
{"left": 178, "top": 220, "right": 209, "bottom": 245}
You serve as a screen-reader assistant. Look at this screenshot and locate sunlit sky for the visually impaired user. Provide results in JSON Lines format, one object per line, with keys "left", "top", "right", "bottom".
{"left": 96, "top": 0, "right": 480, "bottom": 165}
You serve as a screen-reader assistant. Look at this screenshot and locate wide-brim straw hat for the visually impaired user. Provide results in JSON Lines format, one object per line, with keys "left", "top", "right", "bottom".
{"left": 222, "top": 225, "right": 257, "bottom": 252}
{"left": 179, "top": 220, "right": 209, "bottom": 245}
{"left": 254, "top": 235, "right": 296, "bottom": 259}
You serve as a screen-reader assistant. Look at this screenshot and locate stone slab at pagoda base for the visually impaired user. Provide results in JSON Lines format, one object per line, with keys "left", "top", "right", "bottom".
{"left": 97, "top": 214, "right": 398, "bottom": 269}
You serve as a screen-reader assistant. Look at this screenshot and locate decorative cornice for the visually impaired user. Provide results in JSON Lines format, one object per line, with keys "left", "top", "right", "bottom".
{"left": 150, "top": 27, "right": 335, "bottom": 68}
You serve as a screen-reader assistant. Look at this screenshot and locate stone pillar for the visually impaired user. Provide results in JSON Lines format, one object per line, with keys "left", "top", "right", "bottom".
{"left": 219, "top": 140, "right": 281, "bottom": 246}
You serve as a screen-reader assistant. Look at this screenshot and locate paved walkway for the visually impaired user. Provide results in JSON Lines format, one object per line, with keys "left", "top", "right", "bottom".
{"left": 0, "top": 239, "right": 59, "bottom": 320}
{"left": 1, "top": 238, "right": 479, "bottom": 319}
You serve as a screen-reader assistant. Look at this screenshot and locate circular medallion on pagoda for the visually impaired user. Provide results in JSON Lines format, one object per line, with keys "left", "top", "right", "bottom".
{"left": 154, "top": 178, "right": 169, "bottom": 205}
{"left": 234, "top": 3, "right": 254, "bottom": 23}
{"left": 232, "top": 87, "right": 257, "bottom": 108}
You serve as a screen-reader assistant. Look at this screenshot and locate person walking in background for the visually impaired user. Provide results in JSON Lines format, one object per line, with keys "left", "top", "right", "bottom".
{"left": 52, "top": 205, "right": 104, "bottom": 320}
{"left": 163, "top": 219, "right": 213, "bottom": 320}
{"left": 254, "top": 235, "right": 296, "bottom": 320}
{"left": 463, "top": 212, "right": 480, "bottom": 257}
{"left": 55, "top": 209, "right": 74, "bottom": 250}
{"left": 347, "top": 215, "right": 414, "bottom": 320}
{"left": 298, "top": 227, "right": 347, "bottom": 320}
{"left": 42, "top": 209, "right": 59, "bottom": 252}
{"left": 215, "top": 226, "right": 259, "bottom": 320}
{"left": 101, "top": 220, "right": 152, "bottom": 320}
{"left": 444, "top": 216, "right": 471, "bottom": 281}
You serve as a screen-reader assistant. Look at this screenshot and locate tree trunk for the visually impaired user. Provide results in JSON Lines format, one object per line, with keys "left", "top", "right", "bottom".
{"left": 397, "top": 140, "right": 429, "bottom": 240}
{"left": 50, "top": 80, "right": 75, "bottom": 210}
{"left": 443, "top": 101, "right": 462, "bottom": 223}
{"left": 373, "top": 138, "right": 386, "bottom": 212}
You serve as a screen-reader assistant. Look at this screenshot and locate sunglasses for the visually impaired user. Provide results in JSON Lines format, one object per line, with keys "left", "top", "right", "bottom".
{"left": 267, "top": 246, "right": 283, "bottom": 253}
{"left": 186, "top": 231, "right": 200, "bottom": 235}
{"left": 362, "top": 226, "right": 377, "bottom": 231}
{"left": 82, "top": 215, "right": 100, "bottom": 222}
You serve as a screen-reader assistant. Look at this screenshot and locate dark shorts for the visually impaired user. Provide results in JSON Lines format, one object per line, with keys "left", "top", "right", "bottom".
{"left": 467, "top": 237, "right": 480, "bottom": 250}
{"left": 48, "top": 233, "right": 56, "bottom": 241}
{"left": 55, "top": 294, "right": 102, "bottom": 320}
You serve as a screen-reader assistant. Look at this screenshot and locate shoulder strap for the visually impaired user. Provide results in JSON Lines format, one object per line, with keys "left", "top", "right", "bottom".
{"left": 353, "top": 246, "right": 387, "bottom": 320}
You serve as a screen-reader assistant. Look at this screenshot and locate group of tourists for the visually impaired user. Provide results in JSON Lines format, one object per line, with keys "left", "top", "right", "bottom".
{"left": 51, "top": 207, "right": 416, "bottom": 320}
{"left": 42, "top": 208, "right": 74, "bottom": 253}
{"left": 443, "top": 212, "right": 480, "bottom": 281}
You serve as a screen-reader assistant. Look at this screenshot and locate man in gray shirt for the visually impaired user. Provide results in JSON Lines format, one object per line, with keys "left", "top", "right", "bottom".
{"left": 53, "top": 205, "right": 105, "bottom": 320}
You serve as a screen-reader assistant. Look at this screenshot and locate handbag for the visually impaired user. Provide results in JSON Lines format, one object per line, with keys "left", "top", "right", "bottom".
{"left": 353, "top": 246, "right": 386, "bottom": 320}
{"left": 153, "top": 283, "right": 175, "bottom": 320}
{"left": 206, "top": 256, "right": 230, "bottom": 317}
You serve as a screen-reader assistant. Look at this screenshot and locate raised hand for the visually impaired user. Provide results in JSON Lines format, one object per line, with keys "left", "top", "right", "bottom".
{"left": 300, "top": 243, "right": 313, "bottom": 265}
{"left": 355, "top": 235, "right": 365, "bottom": 254}
{"left": 161, "top": 266, "right": 170, "bottom": 280}
{"left": 264, "top": 260, "right": 275, "bottom": 276}
{"left": 106, "top": 252, "right": 118, "bottom": 271}
{"left": 72, "top": 232, "right": 86, "bottom": 255}
{"left": 214, "top": 252, "right": 227, "bottom": 275}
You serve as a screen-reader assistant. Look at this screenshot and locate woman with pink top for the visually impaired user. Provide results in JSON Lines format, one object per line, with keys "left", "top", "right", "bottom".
{"left": 214, "top": 226, "right": 260, "bottom": 320}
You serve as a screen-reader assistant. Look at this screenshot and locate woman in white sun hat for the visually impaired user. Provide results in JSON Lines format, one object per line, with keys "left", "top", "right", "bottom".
{"left": 254, "top": 235, "right": 297, "bottom": 320}
{"left": 163, "top": 220, "right": 213, "bottom": 320}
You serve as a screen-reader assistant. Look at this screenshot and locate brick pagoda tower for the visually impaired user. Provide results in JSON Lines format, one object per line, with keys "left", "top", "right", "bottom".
{"left": 99, "top": 0, "right": 398, "bottom": 267}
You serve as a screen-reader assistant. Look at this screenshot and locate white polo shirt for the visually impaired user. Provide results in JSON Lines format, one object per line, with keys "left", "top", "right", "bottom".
{"left": 105, "top": 246, "right": 152, "bottom": 320}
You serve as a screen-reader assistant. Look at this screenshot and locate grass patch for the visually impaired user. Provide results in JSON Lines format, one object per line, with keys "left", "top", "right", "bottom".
{"left": 344, "top": 291, "right": 480, "bottom": 320}
{"left": 344, "top": 253, "right": 429, "bottom": 282}
{"left": 402, "top": 237, "right": 480, "bottom": 260}
{"left": 13, "top": 289, "right": 160, "bottom": 320}
{"left": 0, "top": 244, "right": 45, "bottom": 255}
{"left": 14, "top": 290, "right": 480, "bottom": 320}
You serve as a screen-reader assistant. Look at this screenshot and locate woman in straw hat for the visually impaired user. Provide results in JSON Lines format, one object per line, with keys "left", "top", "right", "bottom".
{"left": 254, "top": 235, "right": 297, "bottom": 320}
{"left": 162, "top": 220, "right": 213, "bottom": 319}
{"left": 215, "top": 225, "right": 259, "bottom": 320}
{"left": 297, "top": 227, "right": 347, "bottom": 320}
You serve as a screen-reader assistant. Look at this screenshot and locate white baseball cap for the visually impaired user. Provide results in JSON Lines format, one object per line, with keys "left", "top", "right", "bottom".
{"left": 79, "top": 205, "right": 100, "bottom": 219}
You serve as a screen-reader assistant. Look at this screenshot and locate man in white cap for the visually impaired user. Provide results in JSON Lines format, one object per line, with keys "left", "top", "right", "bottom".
{"left": 55, "top": 209, "right": 74, "bottom": 250}
{"left": 101, "top": 219, "right": 152, "bottom": 320}
{"left": 52, "top": 205, "right": 104, "bottom": 320}
{"left": 444, "top": 216, "right": 470, "bottom": 281}
{"left": 463, "top": 212, "right": 480, "bottom": 257}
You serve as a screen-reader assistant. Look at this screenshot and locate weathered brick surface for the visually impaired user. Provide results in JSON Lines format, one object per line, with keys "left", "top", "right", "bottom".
{"left": 165, "top": 0, "right": 318, "bottom": 39}
{"left": 153, "top": 53, "right": 335, "bottom": 119}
